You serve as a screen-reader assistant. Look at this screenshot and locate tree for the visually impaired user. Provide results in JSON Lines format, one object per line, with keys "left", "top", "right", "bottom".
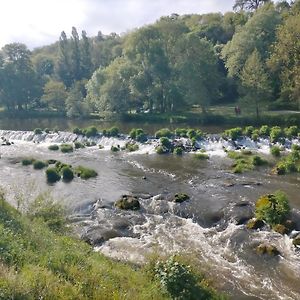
{"left": 0, "top": 43, "right": 42, "bottom": 110}
{"left": 268, "top": 11, "right": 300, "bottom": 108}
{"left": 233, "top": 0, "right": 270, "bottom": 11}
{"left": 66, "top": 82, "right": 89, "bottom": 117}
{"left": 240, "top": 49, "right": 271, "bottom": 117}
{"left": 222, "top": 4, "right": 281, "bottom": 78}
{"left": 176, "top": 33, "right": 221, "bottom": 113}
{"left": 80, "top": 30, "right": 93, "bottom": 79}
{"left": 41, "top": 80, "right": 68, "bottom": 111}
{"left": 70, "top": 27, "right": 81, "bottom": 81}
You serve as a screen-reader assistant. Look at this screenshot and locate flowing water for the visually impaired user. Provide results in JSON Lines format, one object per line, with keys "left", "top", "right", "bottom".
{"left": 0, "top": 127, "right": 299, "bottom": 299}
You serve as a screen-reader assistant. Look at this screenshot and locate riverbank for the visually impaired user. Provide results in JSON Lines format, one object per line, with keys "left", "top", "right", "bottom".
{"left": 0, "top": 193, "right": 225, "bottom": 299}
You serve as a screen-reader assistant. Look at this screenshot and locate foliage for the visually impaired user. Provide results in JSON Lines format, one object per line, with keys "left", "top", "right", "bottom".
{"left": 60, "top": 144, "right": 74, "bottom": 153}
{"left": 160, "top": 137, "right": 172, "bottom": 150}
{"left": 224, "top": 127, "right": 243, "bottom": 140}
{"left": 111, "top": 145, "right": 120, "bottom": 152}
{"left": 74, "top": 141, "right": 85, "bottom": 149}
{"left": 125, "top": 142, "right": 139, "bottom": 152}
{"left": 155, "top": 128, "right": 173, "bottom": 139}
{"left": 33, "top": 160, "right": 48, "bottom": 170}
{"left": 175, "top": 128, "right": 188, "bottom": 138}
{"left": 34, "top": 128, "right": 43, "bottom": 135}
{"left": 61, "top": 166, "right": 74, "bottom": 181}
{"left": 173, "top": 147, "right": 183, "bottom": 155}
{"left": 48, "top": 144, "right": 59, "bottom": 151}
{"left": 22, "top": 158, "right": 35, "bottom": 166}
{"left": 284, "top": 126, "right": 298, "bottom": 138}
{"left": 74, "top": 166, "right": 97, "bottom": 179}
{"left": 270, "top": 146, "right": 281, "bottom": 157}
{"left": 129, "top": 128, "right": 147, "bottom": 142}
{"left": 194, "top": 153, "right": 209, "bottom": 160}
{"left": 45, "top": 168, "right": 61, "bottom": 183}
{"left": 83, "top": 126, "right": 98, "bottom": 137}
{"left": 259, "top": 125, "right": 270, "bottom": 136}
{"left": 255, "top": 191, "right": 290, "bottom": 225}
{"left": 270, "top": 126, "right": 283, "bottom": 143}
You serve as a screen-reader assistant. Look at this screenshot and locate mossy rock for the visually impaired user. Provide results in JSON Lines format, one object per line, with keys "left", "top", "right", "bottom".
{"left": 22, "top": 158, "right": 35, "bottom": 166}
{"left": 74, "top": 142, "right": 85, "bottom": 149}
{"left": 256, "top": 244, "right": 280, "bottom": 256}
{"left": 60, "top": 144, "right": 74, "bottom": 153}
{"left": 173, "top": 193, "right": 190, "bottom": 203}
{"left": 111, "top": 145, "right": 120, "bottom": 152}
{"left": 34, "top": 128, "right": 43, "bottom": 135}
{"left": 125, "top": 142, "right": 139, "bottom": 152}
{"left": 115, "top": 195, "right": 140, "bottom": 210}
{"left": 48, "top": 144, "right": 59, "bottom": 151}
{"left": 246, "top": 218, "right": 265, "bottom": 230}
{"left": 46, "top": 168, "right": 61, "bottom": 183}
{"left": 272, "top": 224, "right": 290, "bottom": 235}
{"left": 33, "top": 160, "right": 48, "bottom": 170}
{"left": 156, "top": 145, "right": 168, "bottom": 154}
{"left": 194, "top": 153, "right": 209, "bottom": 160}
{"left": 292, "top": 235, "right": 300, "bottom": 247}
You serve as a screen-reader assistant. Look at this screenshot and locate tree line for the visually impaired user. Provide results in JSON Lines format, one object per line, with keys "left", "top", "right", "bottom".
{"left": 0, "top": 0, "right": 299, "bottom": 118}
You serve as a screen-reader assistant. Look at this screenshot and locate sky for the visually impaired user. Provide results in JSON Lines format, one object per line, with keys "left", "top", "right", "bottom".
{"left": 0, "top": 0, "right": 235, "bottom": 49}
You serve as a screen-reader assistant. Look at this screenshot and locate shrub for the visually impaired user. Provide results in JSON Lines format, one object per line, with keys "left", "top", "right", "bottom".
{"left": 125, "top": 142, "right": 139, "bottom": 152}
{"left": 174, "top": 193, "right": 189, "bottom": 203}
{"left": 156, "top": 146, "right": 168, "bottom": 154}
{"left": 252, "top": 155, "right": 268, "bottom": 166}
{"left": 175, "top": 128, "right": 188, "bottom": 138}
{"left": 55, "top": 161, "right": 72, "bottom": 173}
{"left": 73, "top": 127, "right": 83, "bottom": 135}
{"left": 284, "top": 126, "right": 298, "bottom": 138}
{"left": 33, "top": 160, "right": 48, "bottom": 170}
{"left": 270, "top": 126, "right": 283, "bottom": 143}
{"left": 74, "top": 166, "right": 97, "bottom": 179}
{"left": 243, "top": 126, "right": 254, "bottom": 137}
{"left": 22, "top": 158, "right": 34, "bottom": 166}
{"left": 129, "top": 128, "right": 147, "bottom": 142}
{"left": 44, "top": 128, "right": 50, "bottom": 134}
{"left": 270, "top": 146, "right": 281, "bottom": 157}
{"left": 45, "top": 168, "right": 61, "bottom": 183}
{"left": 160, "top": 137, "right": 172, "bottom": 150}
{"left": 224, "top": 127, "right": 242, "bottom": 140}
{"left": 34, "top": 128, "right": 43, "bottom": 135}
{"left": 60, "top": 144, "right": 74, "bottom": 153}
{"left": 173, "top": 147, "right": 183, "bottom": 155}
{"left": 61, "top": 166, "right": 74, "bottom": 181}
{"left": 259, "top": 125, "right": 270, "bottom": 137}
{"left": 48, "top": 144, "right": 59, "bottom": 151}
{"left": 104, "top": 126, "right": 119, "bottom": 137}
{"left": 74, "top": 141, "right": 85, "bottom": 149}
{"left": 251, "top": 131, "right": 259, "bottom": 141}
{"left": 255, "top": 191, "right": 290, "bottom": 226}
{"left": 194, "top": 153, "right": 209, "bottom": 160}
{"left": 84, "top": 126, "right": 98, "bottom": 138}
{"left": 291, "top": 144, "right": 300, "bottom": 151}
{"left": 155, "top": 128, "right": 173, "bottom": 139}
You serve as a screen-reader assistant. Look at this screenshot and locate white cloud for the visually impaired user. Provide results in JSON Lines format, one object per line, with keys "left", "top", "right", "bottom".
{"left": 0, "top": 0, "right": 235, "bottom": 49}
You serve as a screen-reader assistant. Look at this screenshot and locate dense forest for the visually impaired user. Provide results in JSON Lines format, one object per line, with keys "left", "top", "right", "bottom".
{"left": 0, "top": 0, "right": 299, "bottom": 119}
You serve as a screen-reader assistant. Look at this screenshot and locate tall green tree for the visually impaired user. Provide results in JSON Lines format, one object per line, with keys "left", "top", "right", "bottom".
{"left": 80, "top": 30, "right": 93, "bottom": 79}
{"left": 70, "top": 27, "right": 81, "bottom": 81}
{"left": 176, "top": 33, "right": 221, "bottom": 113}
{"left": 0, "top": 43, "right": 42, "bottom": 110}
{"left": 268, "top": 11, "right": 300, "bottom": 108}
{"left": 240, "top": 49, "right": 271, "bottom": 117}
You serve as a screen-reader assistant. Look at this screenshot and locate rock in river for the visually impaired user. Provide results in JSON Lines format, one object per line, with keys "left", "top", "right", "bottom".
{"left": 115, "top": 195, "right": 140, "bottom": 210}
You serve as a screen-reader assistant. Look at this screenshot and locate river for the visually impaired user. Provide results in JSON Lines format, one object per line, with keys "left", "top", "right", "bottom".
{"left": 0, "top": 123, "right": 299, "bottom": 299}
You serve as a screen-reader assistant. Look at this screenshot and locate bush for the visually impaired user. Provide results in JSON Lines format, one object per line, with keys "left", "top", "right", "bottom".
{"left": 160, "top": 137, "right": 172, "bottom": 150}
{"left": 155, "top": 128, "right": 173, "bottom": 139}
{"left": 125, "top": 142, "right": 139, "bottom": 152}
{"left": 60, "top": 144, "right": 74, "bottom": 153}
{"left": 84, "top": 126, "right": 98, "bottom": 138}
{"left": 187, "top": 129, "right": 203, "bottom": 140}
{"left": 61, "top": 166, "right": 74, "bottom": 181}
{"left": 33, "top": 160, "right": 48, "bottom": 170}
{"left": 270, "top": 146, "right": 281, "bottom": 157}
{"left": 284, "top": 126, "right": 298, "bottom": 138}
{"left": 291, "top": 144, "right": 300, "bottom": 151}
{"left": 22, "top": 158, "right": 34, "bottom": 166}
{"left": 45, "top": 168, "right": 61, "bottom": 183}
{"left": 255, "top": 191, "right": 290, "bottom": 226}
{"left": 175, "top": 128, "right": 188, "bottom": 138}
{"left": 44, "top": 128, "right": 50, "bottom": 134}
{"left": 251, "top": 129, "right": 259, "bottom": 141}
{"left": 104, "top": 126, "right": 119, "bottom": 137}
{"left": 129, "top": 128, "right": 147, "bottom": 142}
{"left": 252, "top": 155, "right": 268, "bottom": 166}
{"left": 173, "top": 147, "right": 183, "bottom": 155}
{"left": 48, "top": 144, "right": 59, "bottom": 151}
{"left": 73, "top": 127, "right": 83, "bottom": 135}
{"left": 74, "top": 166, "right": 97, "bottom": 179}
{"left": 34, "top": 128, "right": 43, "bottom": 135}
{"left": 224, "top": 127, "right": 242, "bottom": 140}
{"left": 259, "top": 125, "right": 270, "bottom": 137}
{"left": 74, "top": 141, "right": 85, "bottom": 149}
{"left": 243, "top": 126, "right": 254, "bottom": 137}
{"left": 270, "top": 126, "right": 283, "bottom": 143}
{"left": 156, "top": 146, "right": 168, "bottom": 154}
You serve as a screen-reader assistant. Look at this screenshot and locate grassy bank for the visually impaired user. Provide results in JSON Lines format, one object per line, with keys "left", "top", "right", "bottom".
{"left": 0, "top": 194, "right": 225, "bottom": 299}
